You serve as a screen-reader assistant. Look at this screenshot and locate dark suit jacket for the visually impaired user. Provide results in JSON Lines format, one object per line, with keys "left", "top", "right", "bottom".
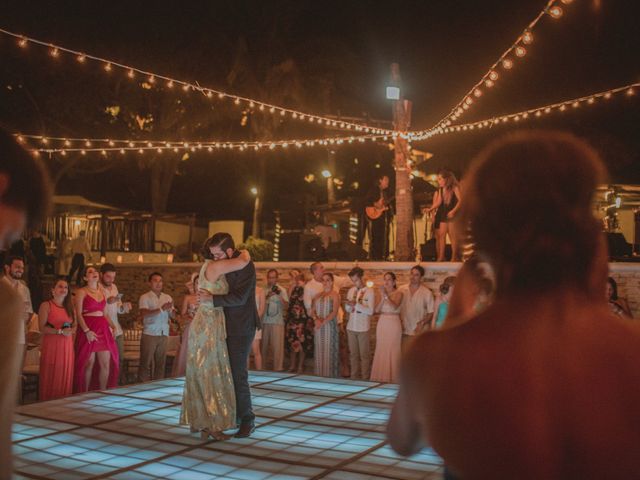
{"left": 212, "top": 251, "right": 260, "bottom": 337}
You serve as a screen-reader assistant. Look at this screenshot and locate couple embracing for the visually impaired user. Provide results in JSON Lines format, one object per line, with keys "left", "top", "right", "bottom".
{"left": 179, "top": 232, "right": 259, "bottom": 441}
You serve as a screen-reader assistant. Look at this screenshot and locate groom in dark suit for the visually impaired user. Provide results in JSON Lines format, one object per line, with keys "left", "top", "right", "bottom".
{"left": 200, "top": 232, "right": 259, "bottom": 437}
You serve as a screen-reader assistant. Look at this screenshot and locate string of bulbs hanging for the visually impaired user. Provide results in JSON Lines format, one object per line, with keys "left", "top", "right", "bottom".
{"left": 0, "top": 27, "right": 395, "bottom": 136}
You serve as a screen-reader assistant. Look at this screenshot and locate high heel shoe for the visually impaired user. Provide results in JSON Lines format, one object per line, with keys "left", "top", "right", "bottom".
{"left": 200, "top": 429, "right": 230, "bottom": 441}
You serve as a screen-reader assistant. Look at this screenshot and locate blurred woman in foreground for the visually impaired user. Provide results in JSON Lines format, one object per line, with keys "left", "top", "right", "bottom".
{"left": 388, "top": 131, "right": 640, "bottom": 479}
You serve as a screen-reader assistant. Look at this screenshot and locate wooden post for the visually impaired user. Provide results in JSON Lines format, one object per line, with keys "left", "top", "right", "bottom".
{"left": 391, "top": 63, "right": 414, "bottom": 261}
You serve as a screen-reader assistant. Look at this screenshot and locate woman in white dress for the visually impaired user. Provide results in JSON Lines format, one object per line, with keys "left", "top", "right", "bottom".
{"left": 370, "top": 272, "right": 403, "bottom": 383}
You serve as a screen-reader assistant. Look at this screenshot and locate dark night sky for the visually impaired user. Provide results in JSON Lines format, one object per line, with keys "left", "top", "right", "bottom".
{"left": 1, "top": 0, "right": 638, "bottom": 223}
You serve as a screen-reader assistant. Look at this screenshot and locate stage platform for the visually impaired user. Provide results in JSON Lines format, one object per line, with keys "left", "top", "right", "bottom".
{"left": 12, "top": 372, "right": 444, "bottom": 479}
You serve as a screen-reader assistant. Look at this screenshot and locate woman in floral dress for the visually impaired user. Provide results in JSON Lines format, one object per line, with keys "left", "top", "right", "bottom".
{"left": 285, "top": 273, "right": 314, "bottom": 373}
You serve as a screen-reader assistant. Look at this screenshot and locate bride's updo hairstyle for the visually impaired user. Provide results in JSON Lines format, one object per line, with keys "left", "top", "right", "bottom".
{"left": 459, "top": 130, "right": 606, "bottom": 295}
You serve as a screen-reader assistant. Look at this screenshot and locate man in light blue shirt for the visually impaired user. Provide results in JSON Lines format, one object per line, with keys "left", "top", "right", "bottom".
{"left": 138, "top": 272, "right": 174, "bottom": 381}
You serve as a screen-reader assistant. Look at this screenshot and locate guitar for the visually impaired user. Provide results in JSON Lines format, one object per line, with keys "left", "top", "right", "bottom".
{"left": 365, "top": 195, "right": 394, "bottom": 220}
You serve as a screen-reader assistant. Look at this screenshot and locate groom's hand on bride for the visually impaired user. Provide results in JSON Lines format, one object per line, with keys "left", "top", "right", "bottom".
{"left": 198, "top": 289, "right": 213, "bottom": 305}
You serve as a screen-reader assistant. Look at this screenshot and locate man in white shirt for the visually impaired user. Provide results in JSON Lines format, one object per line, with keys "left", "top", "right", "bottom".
{"left": 0, "top": 128, "right": 52, "bottom": 478}
{"left": 138, "top": 272, "right": 174, "bottom": 382}
{"left": 261, "top": 269, "right": 289, "bottom": 371}
{"left": 344, "top": 267, "right": 375, "bottom": 380}
{"left": 399, "top": 265, "right": 434, "bottom": 348}
{"left": 100, "top": 263, "right": 132, "bottom": 384}
{"left": 2, "top": 256, "right": 34, "bottom": 349}
{"left": 303, "top": 262, "right": 325, "bottom": 314}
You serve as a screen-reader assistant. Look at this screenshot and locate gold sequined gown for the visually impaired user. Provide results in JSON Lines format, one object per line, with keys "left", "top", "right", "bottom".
{"left": 180, "top": 261, "right": 236, "bottom": 432}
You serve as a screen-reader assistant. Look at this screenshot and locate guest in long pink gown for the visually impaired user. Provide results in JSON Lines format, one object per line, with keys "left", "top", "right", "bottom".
{"left": 38, "top": 278, "right": 75, "bottom": 401}
{"left": 74, "top": 266, "right": 119, "bottom": 392}
{"left": 370, "top": 272, "right": 404, "bottom": 383}
{"left": 173, "top": 273, "right": 199, "bottom": 377}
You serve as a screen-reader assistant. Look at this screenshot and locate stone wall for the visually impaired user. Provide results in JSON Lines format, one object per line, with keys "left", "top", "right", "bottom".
{"left": 110, "top": 261, "right": 640, "bottom": 328}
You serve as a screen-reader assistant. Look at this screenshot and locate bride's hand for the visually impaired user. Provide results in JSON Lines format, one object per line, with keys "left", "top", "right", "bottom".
{"left": 239, "top": 249, "right": 251, "bottom": 263}
{"left": 198, "top": 289, "right": 213, "bottom": 305}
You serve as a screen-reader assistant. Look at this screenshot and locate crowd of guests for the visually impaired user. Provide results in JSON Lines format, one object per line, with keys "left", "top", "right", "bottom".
{"left": 3, "top": 250, "right": 636, "bottom": 406}
{"left": 244, "top": 263, "right": 437, "bottom": 382}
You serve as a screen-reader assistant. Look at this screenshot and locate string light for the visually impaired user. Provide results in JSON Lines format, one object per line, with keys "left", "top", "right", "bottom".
{"left": 20, "top": 132, "right": 390, "bottom": 156}
{"left": 425, "top": 82, "right": 640, "bottom": 140}
{"left": 423, "top": 0, "right": 572, "bottom": 133}
{"left": 0, "top": 28, "right": 393, "bottom": 136}
{"left": 548, "top": 5, "right": 563, "bottom": 18}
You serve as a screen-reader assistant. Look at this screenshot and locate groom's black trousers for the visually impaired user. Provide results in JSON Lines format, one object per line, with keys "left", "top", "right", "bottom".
{"left": 226, "top": 333, "right": 255, "bottom": 425}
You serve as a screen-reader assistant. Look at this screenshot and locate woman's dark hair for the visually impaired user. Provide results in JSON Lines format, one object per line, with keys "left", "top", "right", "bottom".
{"left": 438, "top": 169, "right": 459, "bottom": 189}
{"left": 51, "top": 277, "right": 74, "bottom": 319}
{"left": 322, "top": 272, "right": 334, "bottom": 282}
{"left": 440, "top": 276, "right": 456, "bottom": 295}
{"left": 460, "top": 131, "right": 606, "bottom": 295}
{"left": 82, "top": 265, "right": 98, "bottom": 282}
{"left": 0, "top": 129, "right": 52, "bottom": 229}
{"left": 607, "top": 277, "right": 619, "bottom": 301}
{"left": 201, "top": 232, "right": 235, "bottom": 259}
{"left": 384, "top": 271, "right": 397, "bottom": 288}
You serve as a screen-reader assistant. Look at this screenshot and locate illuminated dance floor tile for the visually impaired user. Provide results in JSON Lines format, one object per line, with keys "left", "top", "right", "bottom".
{"left": 289, "top": 399, "right": 391, "bottom": 432}
{"left": 12, "top": 415, "right": 79, "bottom": 443}
{"left": 12, "top": 371, "right": 441, "bottom": 479}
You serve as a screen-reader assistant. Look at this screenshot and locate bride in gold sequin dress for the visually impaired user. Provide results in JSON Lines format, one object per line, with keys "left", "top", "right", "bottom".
{"left": 180, "top": 251, "right": 250, "bottom": 440}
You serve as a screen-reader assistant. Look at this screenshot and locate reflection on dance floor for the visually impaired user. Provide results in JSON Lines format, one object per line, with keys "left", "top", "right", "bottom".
{"left": 13, "top": 372, "right": 443, "bottom": 479}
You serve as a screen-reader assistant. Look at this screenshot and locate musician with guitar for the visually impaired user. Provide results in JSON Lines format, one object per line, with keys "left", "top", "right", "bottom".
{"left": 364, "top": 175, "right": 393, "bottom": 260}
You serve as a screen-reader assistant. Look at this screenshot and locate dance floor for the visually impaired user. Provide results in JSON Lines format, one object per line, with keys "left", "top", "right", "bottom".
{"left": 12, "top": 372, "right": 444, "bottom": 479}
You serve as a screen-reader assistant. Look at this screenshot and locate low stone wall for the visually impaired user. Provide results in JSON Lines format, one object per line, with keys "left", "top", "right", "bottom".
{"left": 110, "top": 261, "right": 639, "bottom": 328}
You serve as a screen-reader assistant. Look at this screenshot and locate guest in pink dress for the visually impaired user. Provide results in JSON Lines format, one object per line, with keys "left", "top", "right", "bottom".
{"left": 370, "top": 272, "right": 404, "bottom": 383}
{"left": 74, "top": 266, "right": 119, "bottom": 392}
{"left": 173, "top": 273, "right": 199, "bottom": 377}
{"left": 38, "top": 278, "right": 75, "bottom": 401}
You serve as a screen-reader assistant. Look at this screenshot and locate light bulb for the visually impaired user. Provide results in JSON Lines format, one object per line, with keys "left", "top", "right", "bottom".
{"left": 104, "top": 63, "right": 112, "bottom": 72}
{"left": 502, "top": 58, "right": 513, "bottom": 69}
{"left": 485, "top": 79, "right": 495, "bottom": 88}
{"left": 474, "top": 88, "right": 482, "bottom": 97}
{"left": 515, "top": 46, "right": 526, "bottom": 57}
{"left": 18, "top": 37, "right": 28, "bottom": 48}
{"left": 77, "top": 54, "right": 86, "bottom": 63}
{"left": 522, "top": 30, "right": 534, "bottom": 45}
{"left": 549, "top": 5, "right": 563, "bottom": 18}
{"left": 489, "top": 70, "right": 499, "bottom": 81}
{"left": 127, "top": 69, "right": 135, "bottom": 78}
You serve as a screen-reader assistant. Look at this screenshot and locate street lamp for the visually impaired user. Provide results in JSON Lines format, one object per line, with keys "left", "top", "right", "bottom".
{"left": 386, "top": 86, "right": 400, "bottom": 100}
{"left": 321, "top": 169, "right": 335, "bottom": 203}
{"left": 250, "top": 187, "right": 260, "bottom": 238}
